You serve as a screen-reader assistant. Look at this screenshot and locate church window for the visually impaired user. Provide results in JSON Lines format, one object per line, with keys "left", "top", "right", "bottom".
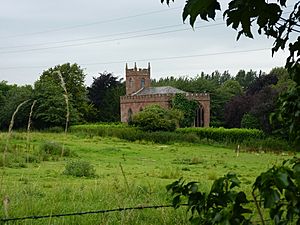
{"left": 141, "top": 78, "right": 145, "bottom": 88}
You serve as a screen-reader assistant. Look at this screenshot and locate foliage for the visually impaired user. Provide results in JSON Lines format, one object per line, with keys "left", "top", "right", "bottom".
{"left": 33, "top": 63, "right": 87, "bottom": 128}
{"left": 63, "top": 160, "right": 96, "bottom": 178}
{"left": 235, "top": 70, "right": 258, "bottom": 90}
{"left": 225, "top": 74, "right": 279, "bottom": 132}
{"left": 131, "top": 105, "right": 181, "bottom": 132}
{"left": 246, "top": 74, "right": 278, "bottom": 96}
{"left": 224, "top": 95, "right": 252, "bottom": 128}
{"left": 87, "top": 71, "right": 125, "bottom": 122}
{"left": 0, "top": 83, "right": 33, "bottom": 130}
{"left": 34, "top": 75, "right": 78, "bottom": 128}
{"left": 253, "top": 158, "right": 300, "bottom": 224}
{"left": 167, "top": 158, "right": 300, "bottom": 224}
{"left": 274, "top": 85, "right": 300, "bottom": 148}
{"left": 40, "top": 63, "right": 87, "bottom": 117}
{"left": 172, "top": 94, "right": 198, "bottom": 127}
{"left": 40, "top": 141, "right": 71, "bottom": 158}
{"left": 241, "top": 113, "right": 260, "bottom": 129}
{"left": 167, "top": 173, "right": 252, "bottom": 224}
{"left": 177, "top": 127, "right": 264, "bottom": 144}
{"left": 162, "top": 0, "right": 300, "bottom": 146}
{"left": 152, "top": 71, "right": 243, "bottom": 127}
{"left": 70, "top": 124, "right": 291, "bottom": 151}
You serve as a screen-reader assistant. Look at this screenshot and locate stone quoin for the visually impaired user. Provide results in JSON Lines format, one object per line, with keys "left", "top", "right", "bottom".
{"left": 120, "top": 63, "right": 210, "bottom": 127}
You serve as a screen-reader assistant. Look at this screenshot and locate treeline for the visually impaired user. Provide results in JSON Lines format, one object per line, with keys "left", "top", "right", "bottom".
{"left": 0, "top": 63, "right": 295, "bottom": 141}
{"left": 0, "top": 63, "right": 125, "bottom": 130}
{"left": 152, "top": 68, "right": 294, "bottom": 136}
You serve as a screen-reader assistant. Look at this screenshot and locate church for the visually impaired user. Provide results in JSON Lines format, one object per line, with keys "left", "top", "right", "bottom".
{"left": 120, "top": 63, "right": 210, "bottom": 127}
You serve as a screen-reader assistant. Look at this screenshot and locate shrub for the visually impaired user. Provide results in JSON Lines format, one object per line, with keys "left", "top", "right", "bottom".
{"left": 241, "top": 113, "right": 261, "bottom": 129}
{"left": 63, "top": 160, "right": 96, "bottom": 178}
{"left": 39, "top": 141, "right": 71, "bottom": 158}
{"left": 131, "top": 105, "right": 178, "bottom": 132}
{"left": 176, "top": 127, "right": 265, "bottom": 144}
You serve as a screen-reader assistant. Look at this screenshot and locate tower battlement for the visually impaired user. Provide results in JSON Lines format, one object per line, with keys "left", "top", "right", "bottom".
{"left": 125, "top": 63, "right": 151, "bottom": 95}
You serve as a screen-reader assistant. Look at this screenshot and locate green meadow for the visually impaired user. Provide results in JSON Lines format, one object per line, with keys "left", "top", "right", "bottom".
{"left": 0, "top": 132, "right": 295, "bottom": 224}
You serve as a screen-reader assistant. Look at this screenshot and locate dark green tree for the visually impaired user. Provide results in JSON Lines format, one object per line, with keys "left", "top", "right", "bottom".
{"left": 235, "top": 70, "right": 257, "bottom": 90}
{"left": 87, "top": 72, "right": 125, "bottom": 122}
{"left": 0, "top": 83, "right": 33, "bottom": 130}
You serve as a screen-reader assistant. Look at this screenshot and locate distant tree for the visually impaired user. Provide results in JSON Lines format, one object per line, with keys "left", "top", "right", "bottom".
{"left": 220, "top": 70, "right": 232, "bottom": 85}
{"left": 250, "top": 86, "right": 279, "bottom": 133}
{"left": 33, "top": 63, "right": 86, "bottom": 128}
{"left": 225, "top": 74, "right": 279, "bottom": 132}
{"left": 246, "top": 74, "right": 278, "bottom": 96}
{"left": 0, "top": 84, "right": 33, "bottom": 130}
{"left": 235, "top": 70, "right": 257, "bottom": 90}
{"left": 224, "top": 95, "right": 252, "bottom": 128}
{"left": 38, "top": 63, "right": 88, "bottom": 121}
{"left": 221, "top": 80, "right": 243, "bottom": 97}
{"left": 87, "top": 72, "right": 125, "bottom": 122}
{"left": 34, "top": 75, "right": 79, "bottom": 128}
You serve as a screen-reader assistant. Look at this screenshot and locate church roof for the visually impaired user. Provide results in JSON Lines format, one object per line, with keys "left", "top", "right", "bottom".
{"left": 132, "top": 86, "right": 186, "bottom": 96}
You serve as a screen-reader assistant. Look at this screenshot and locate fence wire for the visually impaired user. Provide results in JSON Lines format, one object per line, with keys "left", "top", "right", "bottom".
{"left": 1, "top": 204, "right": 186, "bottom": 223}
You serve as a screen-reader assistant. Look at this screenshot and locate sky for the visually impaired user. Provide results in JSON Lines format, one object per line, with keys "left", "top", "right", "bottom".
{"left": 0, "top": 0, "right": 295, "bottom": 86}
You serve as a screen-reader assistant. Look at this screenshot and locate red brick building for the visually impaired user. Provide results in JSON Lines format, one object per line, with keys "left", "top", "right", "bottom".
{"left": 120, "top": 63, "right": 210, "bottom": 127}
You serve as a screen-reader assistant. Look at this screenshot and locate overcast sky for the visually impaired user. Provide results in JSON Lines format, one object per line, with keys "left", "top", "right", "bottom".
{"left": 0, "top": 0, "right": 295, "bottom": 86}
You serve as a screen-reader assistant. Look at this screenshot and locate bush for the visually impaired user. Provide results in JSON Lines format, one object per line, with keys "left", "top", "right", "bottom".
{"left": 131, "top": 105, "right": 178, "bottom": 132}
{"left": 176, "top": 127, "right": 265, "bottom": 144}
{"left": 241, "top": 113, "right": 261, "bottom": 129}
{"left": 63, "top": 160, "right": 96, "bottom": 178}
{"left": 39, "top": 141, "right": 71, "bottom": 159}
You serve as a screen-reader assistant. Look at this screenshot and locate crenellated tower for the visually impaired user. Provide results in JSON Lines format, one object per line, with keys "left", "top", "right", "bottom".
{"left": 125, "top": 62, "right": 151, "bottom": 95}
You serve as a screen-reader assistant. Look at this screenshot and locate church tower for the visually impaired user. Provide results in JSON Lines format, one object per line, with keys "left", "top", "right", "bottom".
{"left": 125, "top": 62, "right": 151, "bottom": 95}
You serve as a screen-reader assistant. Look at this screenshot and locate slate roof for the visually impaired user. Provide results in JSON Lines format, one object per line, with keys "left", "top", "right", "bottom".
{"left": 132, "top": 86, "right": 186, "bottom": 96}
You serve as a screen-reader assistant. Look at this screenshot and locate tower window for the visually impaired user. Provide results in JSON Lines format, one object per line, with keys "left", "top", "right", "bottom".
{"left": 129, "top": 78, "right": 133, "bottom": 88}
{"left": 141, "top": 78, "right": 145, "bottom": 88}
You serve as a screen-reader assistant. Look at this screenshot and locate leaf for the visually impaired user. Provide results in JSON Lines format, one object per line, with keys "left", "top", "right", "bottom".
{"left": 182, "top": 0, "right": 221, "bottom": 27}
{"left": 274, "top": 169, "right": 290, "bottom": 190}
{"left": 172, "top": 195, "right": 181, "bottom": 208}
{"left": 264, "top": 189, "right": 280, "bottom": 208}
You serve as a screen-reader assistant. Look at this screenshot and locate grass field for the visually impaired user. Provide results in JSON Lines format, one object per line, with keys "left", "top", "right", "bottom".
{"left": 0, "top": 132, "right": 295, "bottom": 224}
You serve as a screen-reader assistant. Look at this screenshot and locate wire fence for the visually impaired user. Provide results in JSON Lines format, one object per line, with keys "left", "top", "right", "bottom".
{"left": 0, "top": 204, "right": 188, "bottom": 223}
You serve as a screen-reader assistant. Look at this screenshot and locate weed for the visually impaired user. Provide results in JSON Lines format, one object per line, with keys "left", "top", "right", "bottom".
{"left": 63, "top": 160, "right": 96, "bottom": 178}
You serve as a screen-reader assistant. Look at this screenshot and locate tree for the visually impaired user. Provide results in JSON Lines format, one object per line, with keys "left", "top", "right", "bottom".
{"left": 33, "top": 63, "right": 86, "bottom": 128}
{"left": 0, "top": 83, "right": 33, "bottom": 130}
{"left": 87, "top": 72, "right": 125, "bottom": 122}
{"left": 37, "top": 63, "right": 88, "bottom": 121}
{"left": 34, "top": 75, "right": 79, "bottom": 128}
{"left": 235, "top": 70, "right": 257, "bottom": 90}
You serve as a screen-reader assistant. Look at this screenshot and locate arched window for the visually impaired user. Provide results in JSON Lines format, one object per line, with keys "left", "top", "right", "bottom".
{"left": 194, "top": 104, "right": 204, "bottom": 127}
{"left": 127, "top": 108, "right": 133, "bottom": 123}
{"left": 141, "top": 78, "right": 145, "bottom": 88}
